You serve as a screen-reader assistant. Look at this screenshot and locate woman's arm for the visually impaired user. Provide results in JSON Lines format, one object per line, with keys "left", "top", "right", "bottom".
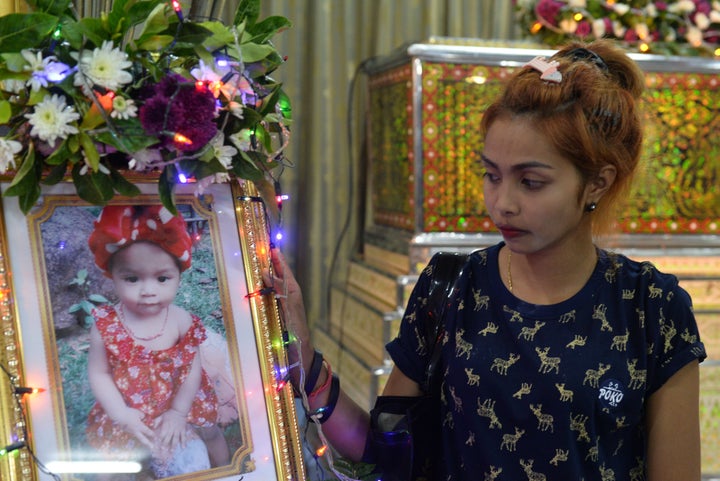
{"left": 268, "top": 248, "right": 421, "bottom": 461}
{"left": 645, "top": 360, "right": 701, "bottom": 481}
{"left": 87, "top": 323, "right": 154, "bottom": 447}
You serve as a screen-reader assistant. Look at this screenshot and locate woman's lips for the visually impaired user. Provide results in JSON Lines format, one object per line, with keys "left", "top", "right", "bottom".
{"left": 498, "top": 226, "right": 525, "bottom": 238}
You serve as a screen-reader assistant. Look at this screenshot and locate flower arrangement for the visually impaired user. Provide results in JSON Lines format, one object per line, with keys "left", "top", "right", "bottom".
{"left": 0, "top": 0, "right": 292, "bottom": 213}
{"left": 514, "top": 0, "right": 720, "bottom": 56}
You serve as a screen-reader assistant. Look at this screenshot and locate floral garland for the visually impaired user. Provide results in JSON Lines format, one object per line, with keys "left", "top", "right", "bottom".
{"left": 514, "top": 0, "right": 720, "bottom": 56}
{"left": 0, "top": 0, "right": 292, "bottom": 213}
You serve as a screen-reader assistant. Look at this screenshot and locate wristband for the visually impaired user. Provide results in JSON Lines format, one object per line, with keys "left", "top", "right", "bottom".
{"left": 304, "top": 349, "right": 324, "bottom": 395}
{"left": 310, "top": 374, "right": 340, "bottom": 424}
{"left": 308, "top": 360, "right": 333, "bottom": 401}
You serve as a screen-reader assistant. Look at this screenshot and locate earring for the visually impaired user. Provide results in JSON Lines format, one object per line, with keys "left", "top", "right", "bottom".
{"left": 585, "top": 202, "right": 597, "bottom": 212}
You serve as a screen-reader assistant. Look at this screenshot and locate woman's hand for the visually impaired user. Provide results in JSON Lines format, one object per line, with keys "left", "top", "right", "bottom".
{"left": 265, "top": 247, "right": 314, "bottom": 365}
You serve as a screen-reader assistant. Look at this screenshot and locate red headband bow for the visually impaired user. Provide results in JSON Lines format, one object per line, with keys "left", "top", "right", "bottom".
{"left": 88, "top": 205, "right": 192, "bottom": 276}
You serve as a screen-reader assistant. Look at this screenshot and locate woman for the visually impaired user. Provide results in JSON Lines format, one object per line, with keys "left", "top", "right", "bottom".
{"left": 270, "top": 39, "right": 706, "bottom": 480}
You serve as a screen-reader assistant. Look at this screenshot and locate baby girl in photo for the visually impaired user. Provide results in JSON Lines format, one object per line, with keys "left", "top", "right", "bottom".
{"left": 85, "top": 204, "right": 234, "bottom": 479}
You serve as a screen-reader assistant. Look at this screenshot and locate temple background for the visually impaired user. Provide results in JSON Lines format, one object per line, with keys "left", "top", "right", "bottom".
{"left": 4, "top": 0, "right": 719, "bottom": 477}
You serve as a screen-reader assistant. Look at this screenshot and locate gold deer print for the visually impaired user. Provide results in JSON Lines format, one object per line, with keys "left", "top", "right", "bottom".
{"left": 479, "top": 321, "right": 498, "bottom": 336}
{"left": 519, "top": 459, "right": 546, "bottom": 481}
{"left": 466, "top": 431, "right": 475, "bottom": 446}
{"left": 566, "top": 335, "right": 587, "bottom": 349}
{"left": 629, "top": 457, "right": 645, "bottom": 481}
{"left": 535, "top": 347, "right": 561, "bottom": 374}
{"left": 513, "top": 383, "right": 533, "bottom": 399}
{"left": 472, "top": 288, "right": 490, "bottom": 311}
{"left": 635, "top": 308, "right": 645, "bottom": 328}
{"left": 483, "top": 466, "right": 503, "bottom": 481}
{"left": 477, "top": 398, "right": 502, "bottom": 429}
{"left": 549, "top": 449, "right": 569, "bottom": 466}
{"left": 599, "top": 463, "right": 615, "bottom": 481}
{"left": 583, "top": 363, "right": 611, "bottom": 388}
{"left": 477, "top": 249, "right": 488, "bottom": 265}
{"left": 503, "top": 305, "right": 524, "bottom": 323}
{"left": 622, "top": 288, "right": 635, "bottom": 299}
{"left": 613, "top": 438, "right": 624, "bottom": 456}
{"left": 500, "top": 427, "right": 525, "bottom": 452}
{"left": 405, "top": 310, "right": 417, "bottom": 324}
{"left": 414, "top": 328, "right": 428, "bottom": 356}
{"left": 610, "top": 329, "right": 629, "bottom": 351}
{"left": 449, "top": 386, "right": 463, "bottom": 413}
{"left": 518, "top": 321, "right": 545, "bottom": 341}
{"left": 442, "top": 411, "right": 454, "bottom": 429}
{"left": 681, "top": 328, "right": 698, "bottom": 344}
{"left": 660, "top": 313, "right": 677, "bottom": 354}
{"left": 490, "top": 353, "right": 521, "bottom": 376}
{"left": 666, "top": 290, "right": 674, "bottom": 302}
{"left": 529, "top": 404, "right": 554, "bottom": 433}
{"left": 558, "top": 309, "right": 576, "bottom": 323}
{"left": 641, "top": 263, "right": 654, "bottom": 276}
{"left": 592, "top": 304, "right": 613, "bottom": 332}
{"left": 570, "top": 413, "right": 591, "bottom": 442}
{"left": 465, "top": 367, "right": 480, "bottom": 386}
{"left": 455, "top": 328, "right": 473, "bottom": 360}
{"left": 627, "top": 359, "right": 646, "bottom": 390}
{"left": 555, "top": 383, "right": 574, "bottom": 402}
{"left": 586, "top": 437, "right": 599, "bottom": 461}
{"left": 648, "top": 283, "right": 662, "bottom": 299}
{"left": 458, "top": 298, "right": 465, "bottom": 311}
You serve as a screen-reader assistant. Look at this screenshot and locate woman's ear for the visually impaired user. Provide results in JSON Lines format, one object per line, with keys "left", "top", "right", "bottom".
{"left": 585, "top": 164, "right": 617, "bottom": 203}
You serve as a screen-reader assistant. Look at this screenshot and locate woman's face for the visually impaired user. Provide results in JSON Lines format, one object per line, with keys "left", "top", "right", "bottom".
{"left": 110, "top": 241, "right": 181, "bottom": 319}
{"left": 481, "top": 116, "right": 594, "bottom": 256}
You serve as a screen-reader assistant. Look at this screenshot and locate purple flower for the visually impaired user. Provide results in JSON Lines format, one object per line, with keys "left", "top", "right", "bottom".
{"left": 536, "top": 0, "right": 564, "bottom": 26}
{"left": 139, "top": 74, "right": 217, "bottom": 152}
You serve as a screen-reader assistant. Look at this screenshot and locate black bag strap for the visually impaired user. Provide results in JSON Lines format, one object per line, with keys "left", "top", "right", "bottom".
{"left": 420, "top": 251, "right": 468, "bottom": 394}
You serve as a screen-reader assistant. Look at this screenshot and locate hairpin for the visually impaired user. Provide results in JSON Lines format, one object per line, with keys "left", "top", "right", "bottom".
{"left": 524, "top": 56, "right": 562, "bottom": 83}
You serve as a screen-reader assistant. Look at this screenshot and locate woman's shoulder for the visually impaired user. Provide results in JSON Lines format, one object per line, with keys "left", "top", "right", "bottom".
{"left": 599, "top": 249, "right": 681, "bottom": 288}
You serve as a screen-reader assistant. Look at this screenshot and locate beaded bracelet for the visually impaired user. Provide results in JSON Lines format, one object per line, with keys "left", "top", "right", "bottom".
{"left": 309, "top": 374, "right": 340, "bottom": 424}
{"left": 304, "top": 349, "right": 324, "bottom": 396}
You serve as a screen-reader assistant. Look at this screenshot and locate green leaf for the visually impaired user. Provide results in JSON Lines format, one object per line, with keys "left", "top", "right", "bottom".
{"left": 247, "top": 15, "right": 292, "bottom": 44}
{"left": 0, "top": 100, "right": 11, "bottom": 124}
{"left": 234, "top": 0, "right": 261, "bottom": 28}
{"left": 26, "top": 0, "right": 73, "bottom": 16}
{"left": 135, "top": 2, "right": 171, "bottom": 42}
{"left": 237, "top": 42, "right": 276, "bottom": 64}
{"left": 18, "top": 185, "right": 42, "bottom": 214}
{"left": 80, "top": 300, "right": 95, "bottom": 314}
{"left": 135, "top": 34, "right": 175, "bottom": 51}
{"left": 71, "top": 163, "right": 114, "bottom": 205}
{"left": 94, "top": 118, "right": 159, "bottom": 154}
{"left": 158, "top": 165, "right": 177, "bottom": 214}
{"left": 74, "top": 18, "right": 110, "bottom": 48}
{"left": 110, "top": 169, "right": 142, "bottom": 197}
{"left": 5, "top": 145, "right": 39, "bottom": 196}
{"left": 0, "top": 13, "right": 59, "bottom": 52}
{"left": 78, "top": 132, "right": 100, "bottom": 171}
{"left": 45, "top": 142, "right": 73, "bottom": 165}
{"left": 42, "top": 160, "right": 70, "bottom": 185}
{"left": 68, "top": 303, "right": 83, "bottom": 313}
{"left": 89, "top": 294, "right": 109, "bottom": 303}
{"left": 196, "top": 21, "right": 235, "bottom": 52}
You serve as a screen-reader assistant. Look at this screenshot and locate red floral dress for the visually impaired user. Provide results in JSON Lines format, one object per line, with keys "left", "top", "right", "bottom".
{"left": 86, "top": 305, "right": 218, "bottom": 454}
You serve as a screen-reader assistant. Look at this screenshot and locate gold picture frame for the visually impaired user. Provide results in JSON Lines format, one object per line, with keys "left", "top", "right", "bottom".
{"left": 0, "top": 179, "right": 305, "bottom": 481}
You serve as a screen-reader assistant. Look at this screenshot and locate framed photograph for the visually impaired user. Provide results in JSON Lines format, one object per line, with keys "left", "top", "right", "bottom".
{"left": 0, "top": 179, "right": 305, "bottom": 481}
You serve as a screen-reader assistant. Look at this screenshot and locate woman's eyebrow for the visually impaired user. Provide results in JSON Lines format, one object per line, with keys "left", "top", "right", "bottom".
{"left": 480, "top": 153, "right": 554, "bottom": 171}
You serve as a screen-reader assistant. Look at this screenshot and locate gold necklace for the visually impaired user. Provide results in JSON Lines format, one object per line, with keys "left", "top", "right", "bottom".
{"left": 507, "top": 250, "right": 513, "bottom": 292}
{"left": 117, "top": 304, "right": 169, "bottom": 342}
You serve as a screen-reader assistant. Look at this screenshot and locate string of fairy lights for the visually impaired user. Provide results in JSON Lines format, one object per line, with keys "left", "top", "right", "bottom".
{"left": 1, "top": 2, "right": 357, "bottom": 480}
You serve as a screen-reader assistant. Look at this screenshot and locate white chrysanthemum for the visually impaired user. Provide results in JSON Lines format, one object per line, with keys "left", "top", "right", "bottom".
{"left": 1, "top": 79, "right": 25, "bottom": 94}
{"left": 25, "top": 94, "right": 80, "bottom": 147}
{"left": 567, "top": 0, "right": 586, "bottom": 7}
{"left": 711, "top": 10, "right": 720, "bottom": 23}
{"left": 668, "top": 0, "right": 696, "bottom": 14}
{"left": 694, "top": 12, "right": 711, "bottom": 30}
{"left": 22, "top": 49, "right": 55, "bottom": 92}
{"left": 645, "top": 4, "right": 658, "bottom": 17}
{"left": 227, "top": 101, "right": 245, "bottom": 119}
{"left": 0, "top": 138, "right": 22, "bottom": 173}
{"left": 128, "top": 148, "right": 163, "bottom": 171}
{"left": 686, "top": 26, "right": 704, "bottom": 46}
{"left": 74, "top": 40, "right": 133, "bottom": 92}
{"left": 613, "top": 20, "right": 626, "bottom": 38}
{"left": 229, "top": 129, "right": 253, "bottom": 152}
{"left": 592, "top": 19, "right": 607, "bottom": 38}
{"left": 210, "top": 135, "right": 238, "bottom": 169}
{"left": 110, "top": 96, "right": 138, "bottom": 119}
{"left": 612, "top": 3, "right": 630, "bottom": 16}
{"left": 635, "top": 23, "right": 650, "bottom": 40}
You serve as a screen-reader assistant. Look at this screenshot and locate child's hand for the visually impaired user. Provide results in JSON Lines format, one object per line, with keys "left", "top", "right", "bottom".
{"left": 154, "top": 408, "right": 190, "bottom": 448}
{"left": 117, "top": 408, "right": 154, "bottom": 449}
